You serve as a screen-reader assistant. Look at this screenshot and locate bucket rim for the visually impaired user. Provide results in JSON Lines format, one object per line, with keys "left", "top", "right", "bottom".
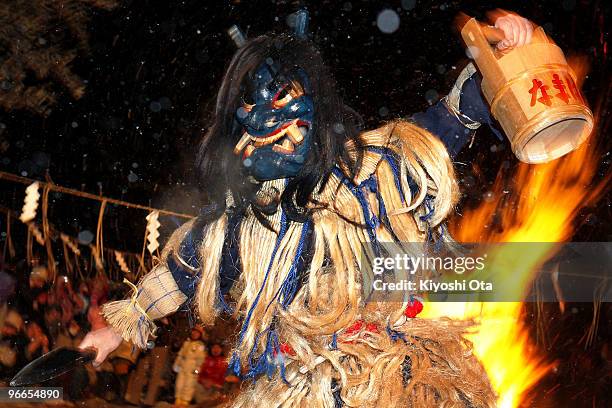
{"left": 512, "top": 104, "right": 594, "bottom": 164}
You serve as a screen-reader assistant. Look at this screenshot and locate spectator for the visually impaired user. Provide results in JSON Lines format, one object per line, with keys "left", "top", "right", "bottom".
{"left": 47, "top": 275, "right": 83, "bottom": 325}
{"left": 0, "top": 308, "right": 27, "bottom": 380}
{"left": 0, "top": 270, "right": 16, "bottom": 303}
{"left": 173, "top": 327, "right": 207, "bottom": 406}
{"left": 195, "top": 342, "right": 239, "bottom": 405}
{"left": 125, "top": 318, "right": 172, "bottom": 406}
{"left": 28, "top": 259, "right": 48, "bottom": 289}
{"left": 25, "top": 321, "right": 49, "bottom": 361}
{"left": 198, "top": 343, "right": 228, "bottom": 389}
{"left": 44, "top": 304, "right": 63, "bottom": 343}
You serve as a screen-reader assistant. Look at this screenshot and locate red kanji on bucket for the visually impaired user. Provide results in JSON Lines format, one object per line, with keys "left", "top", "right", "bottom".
{"left": 552, "top": 74, "right": 570, "bottom": 104}
{"left": 564, "top": 74, "right": 583, "bottom": 102}
{"left": 528, "top": 78, "right": 552, "bottom": 107}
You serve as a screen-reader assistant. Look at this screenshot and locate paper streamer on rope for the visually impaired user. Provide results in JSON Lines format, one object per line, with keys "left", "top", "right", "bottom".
{"left": 19, "top": 182, "right": 40, "bottom": 223}
{"left": 29, "top": 223, "right": 45, "bottom": 245}
{"left": 145, "top": 211, "right": 161, "bottom": 255}
{"left": 114, "top": 250, "right": 130, "bottom": 274}
{"left": 60, "top": 233, "right": 81, "bottom": 256}
{"left": 60, "top": 232, "right": 80, "bottom": 280}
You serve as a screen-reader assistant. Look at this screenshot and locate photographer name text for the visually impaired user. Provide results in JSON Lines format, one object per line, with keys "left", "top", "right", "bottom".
{"left": 372, "top": 279, "right": 493, "bottom": 292}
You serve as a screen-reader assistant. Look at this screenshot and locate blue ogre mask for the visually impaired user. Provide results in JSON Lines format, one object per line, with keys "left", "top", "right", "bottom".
{"left": 233, "top": 60, "right": 314, "bottom": 181}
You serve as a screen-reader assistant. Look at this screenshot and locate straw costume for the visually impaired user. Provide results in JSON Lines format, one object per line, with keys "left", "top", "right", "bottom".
{"left": 103, "top": 11, "right": 497, "bottom": 407}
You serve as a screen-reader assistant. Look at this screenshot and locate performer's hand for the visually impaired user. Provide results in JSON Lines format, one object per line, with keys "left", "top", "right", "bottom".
{"left": 489, "top": 9, "right": 533, "bottom": 51}
{"left": 78, "top": 326, "right": 123, "bottom": 367}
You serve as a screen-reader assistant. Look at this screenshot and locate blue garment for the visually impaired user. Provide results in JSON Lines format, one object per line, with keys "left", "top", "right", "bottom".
{"left": 411, "top": 72, "right": 503, "bottom": 159}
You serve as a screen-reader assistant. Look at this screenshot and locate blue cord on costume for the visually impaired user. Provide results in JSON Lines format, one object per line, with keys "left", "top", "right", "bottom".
{"left": 277, "top": 218, "right": 312, "bottom": 309}
{"left": 332, "top": 167, "right": 381, "bottom": 257}
{"left": 330, "top": 333, "right": 338, "bottom": 350}
{"left": 419, "top": 196, "right": 446, "bottom": 250}
{"left": 365, "top": 146, "right": 405, "bottom": 203}
{"left": 386, "top": 324, "right": 407, "bottom": 342}
{"left": 362, "top": 174, "right": 398, "bottom": 238}
{"left": 238, "top": 321, "right": 291, "bottom": 384}
{"left": 228, "top": 209, "right": 289, "bottom": 378}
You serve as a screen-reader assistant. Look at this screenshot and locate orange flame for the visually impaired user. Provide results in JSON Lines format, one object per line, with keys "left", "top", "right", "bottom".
{"left": 423, "top": 57, "right": 607, "bottom": 407}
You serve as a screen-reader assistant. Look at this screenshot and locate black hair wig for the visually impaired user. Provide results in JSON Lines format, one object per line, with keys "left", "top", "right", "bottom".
{"left": 196, "top": 32, "right": 363, "bottom": 223}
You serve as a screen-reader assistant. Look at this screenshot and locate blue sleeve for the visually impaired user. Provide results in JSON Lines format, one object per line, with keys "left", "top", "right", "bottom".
{"left": 411, "top": 71, "right": 503, "bottom": 159}
{"left": 167, "top": 226, "right": 202, "bottom": 300}
{"left": 167, "top": 210, "right": 242, "bottom": 302}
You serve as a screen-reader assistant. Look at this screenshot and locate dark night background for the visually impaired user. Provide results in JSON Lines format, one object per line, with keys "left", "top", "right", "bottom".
{"left": 0, "top": 0, "right": 610, "bottom": 406}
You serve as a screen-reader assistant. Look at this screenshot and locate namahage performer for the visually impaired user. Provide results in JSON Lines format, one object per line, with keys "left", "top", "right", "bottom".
{"left": 80, "top": 9, "right": 534, "bottom": 407}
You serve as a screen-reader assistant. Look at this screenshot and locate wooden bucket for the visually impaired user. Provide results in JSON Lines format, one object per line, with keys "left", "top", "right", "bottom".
{"left": 461, "top": 18, "right": 593, "bottom": 163}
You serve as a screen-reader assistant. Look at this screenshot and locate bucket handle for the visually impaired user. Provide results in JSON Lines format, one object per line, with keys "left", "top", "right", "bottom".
{"left": 460, "top": 17, "right": 506, "bottom": 64}
{"left": 481, "top": 25, "right": 506, "bottom": 44}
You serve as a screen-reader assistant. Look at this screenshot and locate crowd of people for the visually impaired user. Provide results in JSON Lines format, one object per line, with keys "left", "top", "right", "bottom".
{"left": 0, "top": 260, "right": 240, "bottom": 407}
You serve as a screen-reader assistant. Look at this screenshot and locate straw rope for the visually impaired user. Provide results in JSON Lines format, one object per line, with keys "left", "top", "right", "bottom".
{"left": 0, "top": 170, "right": 196, "bottom": 220}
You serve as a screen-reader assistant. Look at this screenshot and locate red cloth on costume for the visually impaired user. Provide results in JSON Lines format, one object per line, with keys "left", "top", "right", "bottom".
{"left": 198, "top": 355, "right": 228, "bottom": 387}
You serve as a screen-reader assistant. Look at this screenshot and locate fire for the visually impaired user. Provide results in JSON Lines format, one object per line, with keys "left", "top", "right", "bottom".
{"left": 422, "top": 56, "right": 606, "bottom": 407}
{"left": 422, "top": 302, "right": 549, "bottom": 408}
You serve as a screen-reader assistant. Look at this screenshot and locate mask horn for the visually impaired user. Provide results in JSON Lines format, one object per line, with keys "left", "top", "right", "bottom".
{"left": 293, "top": 9, "right": 309, "bottom": 39}
{"left": 227, "top": 25, "right": 247, "bottom": 48}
